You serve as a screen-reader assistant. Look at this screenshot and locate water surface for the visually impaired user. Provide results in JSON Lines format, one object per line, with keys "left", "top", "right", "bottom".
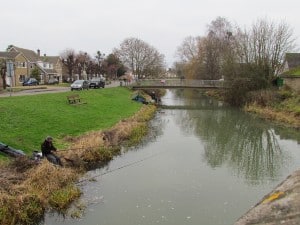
{"left": 44, "top": 89, "right": 300, "bottom": 225}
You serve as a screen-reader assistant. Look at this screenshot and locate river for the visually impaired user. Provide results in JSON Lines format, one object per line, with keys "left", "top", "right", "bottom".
{"left": 43, "top": 89, "right": 300, "bottom": 225}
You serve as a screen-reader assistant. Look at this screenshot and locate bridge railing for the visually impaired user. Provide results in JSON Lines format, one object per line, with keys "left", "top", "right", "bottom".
{"left": 132, "top": 79, "right": 225, "bottom": 88}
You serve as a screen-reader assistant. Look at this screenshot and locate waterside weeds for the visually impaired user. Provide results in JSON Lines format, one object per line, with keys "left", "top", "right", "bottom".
{"left": 0, "top": 104, "right": 157, "bottom": 225}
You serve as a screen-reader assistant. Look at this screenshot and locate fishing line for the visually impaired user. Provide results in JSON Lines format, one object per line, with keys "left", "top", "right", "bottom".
{"left": 76, "top": 151, "right": 162, "bottom": 184}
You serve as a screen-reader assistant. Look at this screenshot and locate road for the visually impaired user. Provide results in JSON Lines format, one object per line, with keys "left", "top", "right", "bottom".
{"left": 0, "top": 81, "right": 120, "bottom": 97}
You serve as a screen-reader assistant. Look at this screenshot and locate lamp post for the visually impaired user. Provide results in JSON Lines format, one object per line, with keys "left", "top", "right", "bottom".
{"left": 7, "top": 60, "right": 14, "bottom": 97}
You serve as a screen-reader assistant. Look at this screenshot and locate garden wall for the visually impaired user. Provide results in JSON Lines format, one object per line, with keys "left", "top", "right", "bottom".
{"left": 281, "top": 75, "right": 300, "bottom": 93}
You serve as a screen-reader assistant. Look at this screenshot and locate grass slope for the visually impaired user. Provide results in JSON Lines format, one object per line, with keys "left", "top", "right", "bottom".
{"left": 0, "top": 87, "right": 141, "bottom": 154}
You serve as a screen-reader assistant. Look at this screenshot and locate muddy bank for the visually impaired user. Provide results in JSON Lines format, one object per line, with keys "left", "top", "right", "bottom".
{"left": 235, "top": 169, "right": 300, "bottom": 225}
{"left": 0, "top": 104, "right": 156, "bottom": 225}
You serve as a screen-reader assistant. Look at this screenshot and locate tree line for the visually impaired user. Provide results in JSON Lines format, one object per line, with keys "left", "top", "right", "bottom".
{"left": 60, "top": 37, "right": 166, "bottom": 82}
{"left": 0, "top": 38, "right": 166, "bottom": 87}
{"left": 174, "top": 17, "right": 297, "bottom": 105}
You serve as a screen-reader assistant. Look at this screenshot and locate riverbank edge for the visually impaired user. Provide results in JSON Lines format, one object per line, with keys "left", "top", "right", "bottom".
{"left": 234, "top": 169, "right": 300, "bottom": 225}
{"left": 0, "top": 104, "right": 157, "bottom": 225}
{"left": 244, "top": 104, "right": 300, "bottom": 129}
{"left": 205, "top": 89, "right": 300, "bottom": 129}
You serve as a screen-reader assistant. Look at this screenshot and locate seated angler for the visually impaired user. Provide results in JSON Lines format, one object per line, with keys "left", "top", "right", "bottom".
{"left": 41, "top": 136, "right": 62, "bottom": 166}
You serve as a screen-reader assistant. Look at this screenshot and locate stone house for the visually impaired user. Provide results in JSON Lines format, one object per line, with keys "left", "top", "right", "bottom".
{"left": 0, "top": 45, "right": 64, "bottom": 87}
{"left": 0, "top": 50, "right": 27, "bottom": 87}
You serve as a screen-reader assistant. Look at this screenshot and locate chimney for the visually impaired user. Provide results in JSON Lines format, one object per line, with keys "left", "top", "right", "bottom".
{"left": 37, "top": 49, "right": 40, "bottom": 56}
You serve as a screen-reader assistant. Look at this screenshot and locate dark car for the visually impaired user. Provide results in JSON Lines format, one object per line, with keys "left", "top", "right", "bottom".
{"left": 47, "top": 78, "right": 59, "bottom": 85}
{"left": 22, "top": 78, "right": 39, "bottom": 86}
{"left": 89, "top": 77, "right": 105, "bottom": 88}
{"left": 89, "top": 78, "right": 101, "bottom": 88}
{"left": 70, "top": 80, "right": 89, "bottom": 91}
{"left": 90, "top": 77, "right": 105, "bottom": 88}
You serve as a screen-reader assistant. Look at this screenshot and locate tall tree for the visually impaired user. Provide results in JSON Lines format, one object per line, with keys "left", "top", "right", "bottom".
{"left": 240, "top": 18, "right": 296, "bottom": 82}
{"left": 95, "top": 50, "right": 105, "bottom": 75}
{"left": 176, "top": 36, "right": 199, "bottom": 62}
{"left": 75, "top": 51, "right": 91, "bottom": 79}
{"left": 60, "top": 49, "right": 77, "bottom": 81}
{"left": 104, "top": 53, "right": 126, "bottom": 79}
{"left": 114, "top": 37, "right": 165, "bottom": 79}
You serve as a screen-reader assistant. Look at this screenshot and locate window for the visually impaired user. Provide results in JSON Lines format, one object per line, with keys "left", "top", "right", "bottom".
{"left": 17, "top": 62, "right": 27, "bottom": 68}
{"left": 19, "top": 75, "right": 25, "bottom": 82}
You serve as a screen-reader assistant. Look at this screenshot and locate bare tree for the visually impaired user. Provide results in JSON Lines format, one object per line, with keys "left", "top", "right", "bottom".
{"left": 60, "top": 49, "right": 77, "bottom": 81}
{"left": 236, "top": 18, "right": 296, "bottom": 82}
{"left": 114, "top": 37, "right": 165, "bottom": 79}
{"left": 75, "top": 51, "right": 91, "bottom": 79}
{"left": 176, "top": 36, "right": 199, "bottom": 62}
{"left": 95, "top": 51, "right": 105, "bottom": 75}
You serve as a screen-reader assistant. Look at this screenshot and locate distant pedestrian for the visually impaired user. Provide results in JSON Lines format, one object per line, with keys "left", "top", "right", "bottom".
{"left": 41, "top": 136, "right": 62, "bottom": 166}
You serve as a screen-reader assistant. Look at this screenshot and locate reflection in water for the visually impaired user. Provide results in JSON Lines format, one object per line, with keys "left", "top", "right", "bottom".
{"left": 43, "top": 89, "right": 300, "bottom": 225}
{"left": 170, "top": 89, "right": 288, "bottom": 184}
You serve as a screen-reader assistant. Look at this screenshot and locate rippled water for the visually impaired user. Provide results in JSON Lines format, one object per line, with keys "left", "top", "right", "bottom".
{"left": 43, "top": 89, "right": 300, "bottom": 225}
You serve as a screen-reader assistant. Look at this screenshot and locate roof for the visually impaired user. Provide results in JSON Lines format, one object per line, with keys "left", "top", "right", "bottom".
{"left": 42, "top": 68, "right": 57, "bottom": 74}
{"left": 39, "top": 56, "right": 60, "bottom": 64}
{"left": 285, "top": 53, "right": 300, "bottom": 69}
{"left": 8, "top": 46, "right": 39, "bottom": 62}
{"left": 0, "top": 51, "right": 20, "bottom": 59}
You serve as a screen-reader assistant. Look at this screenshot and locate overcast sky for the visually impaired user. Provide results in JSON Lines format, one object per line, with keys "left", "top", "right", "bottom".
{"left": 1, "top": 0, "right": 299, "bottom": 67}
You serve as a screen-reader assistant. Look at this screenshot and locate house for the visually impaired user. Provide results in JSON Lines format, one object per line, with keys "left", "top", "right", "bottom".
{"left": 0, "top": 45, "right": 64, "bottom": 87}
{"left": 37, "top": 54, "right": 63, "bottom": 83}
{"left": 0, "top": 50, "right": 27, "bottom": 87}
{"left": 282, "top": 53, "right": 300, "bottom": 72}
{"left": 280, "top": 53, "right": 300, "bottom": 93}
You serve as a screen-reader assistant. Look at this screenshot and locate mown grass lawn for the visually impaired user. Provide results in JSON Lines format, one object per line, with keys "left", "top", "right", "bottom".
{"left": 0, "top": 87, "right": 142, "bottom": 155}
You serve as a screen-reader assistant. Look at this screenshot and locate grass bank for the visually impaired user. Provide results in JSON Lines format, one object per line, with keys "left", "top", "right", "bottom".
{"left": 0, "top": 87, "right": 142, "bottom": 154}
{"left": 206, "top": 87, "right": 299, "bottom": 129}
{"left": 0, "top": 87, "right": 157, "bottom": 224}
{"left": 244, "top": 88, "right": 300, "bottom": 129}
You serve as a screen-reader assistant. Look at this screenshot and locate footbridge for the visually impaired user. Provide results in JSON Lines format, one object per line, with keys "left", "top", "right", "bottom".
{"left": 130, "top": 79, "right": 226, "bottom": 89}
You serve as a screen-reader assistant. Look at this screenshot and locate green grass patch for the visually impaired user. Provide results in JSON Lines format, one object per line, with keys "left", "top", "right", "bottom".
{"left": 49, "top": 185, "right": 81, "bottom": 211}
{"left": 282, "top": 66, "right": 300, "bottom": 76}
{"left": 0, "top": 87, "right": 142, "bottom": 155}
{"left": 126, "top": 124, "right": 148, "bottom": 147}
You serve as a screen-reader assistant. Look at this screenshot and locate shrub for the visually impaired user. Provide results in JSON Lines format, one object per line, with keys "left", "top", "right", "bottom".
{"left": 246, "top": 90, "right": 280, "bottom": 107}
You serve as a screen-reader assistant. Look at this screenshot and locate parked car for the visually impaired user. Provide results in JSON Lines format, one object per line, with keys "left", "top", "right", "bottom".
{"left": 22, "top": 78, "right": 39, "bottom": 86}
{"left": 70, "top": 80, "right": 89, "bottom": 91}
{"left": 89, "top": 77, "right": 105, "bottom": 88}
{"left": 47, "top": 78, "right": 59, "bottom": 85}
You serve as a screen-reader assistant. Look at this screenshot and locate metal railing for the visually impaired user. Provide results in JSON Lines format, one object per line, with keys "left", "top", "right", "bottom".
{"left": 131, "top": 79, "right": 225, "bottom": 89}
